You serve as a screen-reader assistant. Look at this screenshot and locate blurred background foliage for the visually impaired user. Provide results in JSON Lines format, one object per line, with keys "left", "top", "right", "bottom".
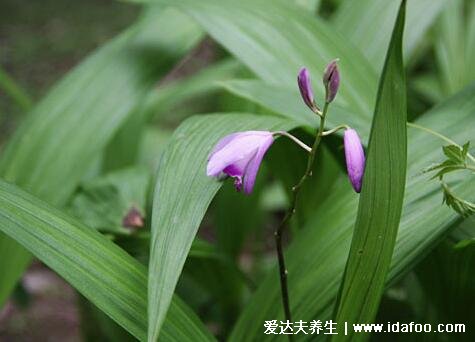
{"left": 0, "top": 0, "right": 474, "bottom": 341}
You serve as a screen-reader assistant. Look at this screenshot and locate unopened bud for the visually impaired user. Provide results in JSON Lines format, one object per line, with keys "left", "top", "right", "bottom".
{"left": 343, "top": 128, "right": 365, "bottom": 193}
{"left": 297, "top": 67, "right": 318, "bottom": 111}
{"left": 122, "top": 207, "right": 144, "bottom": 229}
{"left": 323, "top": 59, "right": 340, "bottom": 103}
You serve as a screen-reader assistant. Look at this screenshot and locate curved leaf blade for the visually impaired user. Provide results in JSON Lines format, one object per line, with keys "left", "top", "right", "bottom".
{"left": 148, "top": 114, "right": 296, "bottom": 340}
{"left": 229, "top": 83, "right": 475, "bottom": 341}
{"left": 133, "top": 0, "right": 377, "bottom": 117}
{"left": 333, "top": 0, "right": 446, "bottom": 70}
{"left": 0, "top": 7, "right": 202, "bottom": 306}
{"left": 0, "top": 180, "right": 214, "bottom": 342}
{"left": 333, "top": 1, "right": 407, "bottom": 338}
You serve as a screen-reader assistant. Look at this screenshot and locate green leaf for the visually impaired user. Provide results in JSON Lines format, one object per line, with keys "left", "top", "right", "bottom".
{"left": 435, "top": 0, "right": 475, "bottom": 96}
{"left": 229, "top": 83, "right": 475, "bottom": 342}
{"left": 415, "top": 240, "right": 475, "bottom": 333}
{"left": 102, "top": 59, "right": 241, "bottom": 171}
{"left": 442, "top": 144, "right": 464, "bottom": 163}
{"left": 138, "top": 127, "right": 174, "bottom": 172}
{"left": 333, "top": 1, "right": 407, "bottom": 338}
{"left": 293, "top": 0, "right": 321, "bottom": 12}
{"left": 441, "top": 182, "right": 475, "bottom": 218}
{"left": 149, "top": 59, "right": 243, "bottom": 122}
{"left": 462, "top": 142, "right": 470, "bottom": 158}
{"left": 132, "top": 0, "right": 378, "bottom": 117}
{"left": 213, "top": 178, "right": 265, "bottom": 259}
{"left": 0, "top": 65, "right": 32, "bottom": 112}
{"left": 333, "top": 0, "right": 446, "bottom": 70}
{"left": 0, "top": 180, "right": 214, "bottom": 341}
{"left": 0, "top": 7, "right": 202, "bottom": 306}
{"left": 69, "top": 166, "right": 151, "bottom": 234}
{"left": 148, "top": 114, "right": 296, "bottom": 341}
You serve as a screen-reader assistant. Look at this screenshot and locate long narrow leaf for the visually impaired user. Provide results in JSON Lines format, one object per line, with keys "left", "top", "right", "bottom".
{"left": 0, "top": 180, "right": 214, "bottom": 342}
{"left": 333, "top": 0, "right": 446, "bottom": 70}
{"left": 333, "top": 1, "right": 407, "bottom": 339}
{"left": 229, "top": 82, "right": 475, "bottom": 341}
{"left": 130, "top": 0, "right": 378, "bottom": 117}
{"left": 0, "top": 7, "right": 202, "bottom": 306}
{"left": 148, "top": 114, "right": 296, "bottom": 340}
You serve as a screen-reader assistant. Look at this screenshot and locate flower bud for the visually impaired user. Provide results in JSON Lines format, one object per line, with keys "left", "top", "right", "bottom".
{"left": 343, "top": 128, "right": 365, "bottom": 193}
{"left": 297, "top": 67, "right": 317, "bottom": 111}
{"left": 323, "top": 59, "right": 340, "bottom": 103}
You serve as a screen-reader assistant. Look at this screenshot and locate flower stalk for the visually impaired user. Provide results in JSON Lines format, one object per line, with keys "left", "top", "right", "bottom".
{"left": 206, "top": 62, "right": 364, "bottom": 337}
{"left": 273, "top": 131, "right": 312, "bottom": 153}
{"left": 274, "top": 100, "right": 330, "bottom": 329}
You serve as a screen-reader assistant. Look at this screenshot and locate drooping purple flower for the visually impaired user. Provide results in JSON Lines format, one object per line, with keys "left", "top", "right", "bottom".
{"left": 298, "top": 67, "right": 317, "bottom": 111}
{"left": 343, "top": 128, "right": 365, "bottom": 193}
{"left": 207, "top": 131, "right": 274, "bottom": 194}
{"left": 323, "top": 59, "right": 340, "bottom": 103}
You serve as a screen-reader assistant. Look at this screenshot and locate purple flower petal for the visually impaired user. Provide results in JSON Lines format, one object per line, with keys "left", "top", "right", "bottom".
{"left": 323, "top": 60, "right": 340, "bottom": 103}
{"left": 242, "top": 136, "right": 273, "bottom": 194}
{"left": 207, "top": 131, "right": 274, "bottom": 194}
{"left": 206, "top": 133, "right": 262, "bottom": 177}
{"left": 297, "top": 67, "right": 316, "bottom": 110}
{"left": 344, "top": 128, "right": 365, "bottom": 193}
{"left": 208, "top": 132, "right": 242, "bottom": 160}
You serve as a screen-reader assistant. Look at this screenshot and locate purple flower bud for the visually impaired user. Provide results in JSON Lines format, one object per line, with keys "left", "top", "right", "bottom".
{"left": 343, "top": 128, "right": 365, "bottom": 193}
{"left": 323, "top": 59, "right": 340, "bottom": 103}
{"left": 297, "top": 67, "right": 317, "bottom": 111}
{"left": 207, "top": 131, "right": 274, "bottom": 194}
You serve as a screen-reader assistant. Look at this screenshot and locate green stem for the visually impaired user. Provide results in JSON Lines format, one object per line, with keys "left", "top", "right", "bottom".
{"left": 407, "top": 122, "right": 475, "bottom": 163}
{"left": 321, "top": 124, "right": 350, "bottom": 136}
{"left": 274, "top": 101, "right": 329, "bottom": 335}
{"left": 273, "top": 131, "right": 312, "bottom": 153}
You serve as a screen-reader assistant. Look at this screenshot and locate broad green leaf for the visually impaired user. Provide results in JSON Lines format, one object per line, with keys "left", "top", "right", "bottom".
{"left": 150, "top": 59, "right": 243, "bottom": 122}
{"left": 133, "top": 0, "right": 378, "bottom": 116}
{"left": 333, "top": 0, "right": 446, "bottom": 71}
{"left": 0, "top": 7, "right": 202, "bottom": 306}
{"left": 148, "top": 114, "right": 296, "bottom": 340}
{"left": 451, "top": 218, "right": 475, "bottom": 243}
{"left": 102, "top": 59, "right": 241, "bottom": 171}
{"left": 0, "top": 180, "right": 214, "bottom": 341}
{"left": 229, "top": 82, "right": 475, "bottom": 341}
{"left": 333, "top": 1, "right": 407, "bottom": 338}
{"left": 69, "top": 166, "right": 151, "bottom": 234}
{"left": 415, "top": 240, "right": 475, "bottom": 337}
{"left": 293, "top": 0, "right": 321, "bottom": 12}
{"left": 435, "top": 0, "right": 475, "bottom": 96}
{"left": 213, "top": 177, "right": 265, "bottom": 259}
{"left": 138, "top": 127, "right": 174, "bottom": 172}
{"left": 412, "top": 73, "right": 444, "bottom": 104}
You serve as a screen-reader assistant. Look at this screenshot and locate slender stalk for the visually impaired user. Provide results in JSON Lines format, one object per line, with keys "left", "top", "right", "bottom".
{"left": 273, "top": 131, "right": 312, "bottom": 152}
{"left": 321, "top": 124, "right": 349, "bottom": 136}
{"left": 407, "top": 122, "right": 475, "bottom": 163}
{"left": 274, "top": 101, "right": 329, "bottom": 334}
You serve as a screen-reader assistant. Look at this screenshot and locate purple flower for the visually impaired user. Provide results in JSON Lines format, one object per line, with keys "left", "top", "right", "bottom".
{"left": 323, "top": 60, "right": 340, "bottom": 103}
{"left": 207, "top": 131, "right": 274, "bottom": 194}
{"left": 344, "top": 128, "right": 365, "bottom": 193}
{"left": 298, "top": 67, "right": 317, "bottom": 111}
